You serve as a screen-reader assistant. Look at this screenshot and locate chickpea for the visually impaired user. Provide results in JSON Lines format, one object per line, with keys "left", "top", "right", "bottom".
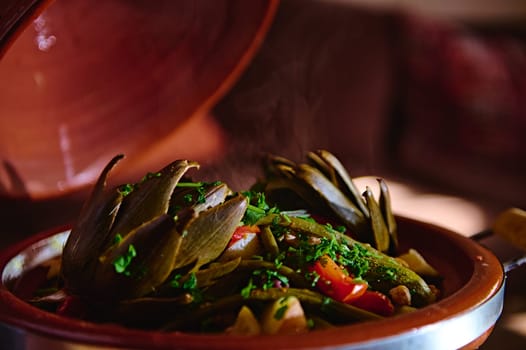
{"left": 389, "top": 285, "right": 412, "bottom": 306}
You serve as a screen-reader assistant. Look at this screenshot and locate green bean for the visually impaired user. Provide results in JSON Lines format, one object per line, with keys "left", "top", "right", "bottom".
{"left": 163, "top": 287, "right": 381, "bottom": 332}
{"left": 237, "top": 259, "right": 309, "bottom": 288}
{"left": 162, "top": 294, "right": 245, "bottom": 331}
{"left": 249, "top": 288, "right": 382, "bottom": 322}
{"left": 260, "top": 226, "right": 280, "bottom": 258}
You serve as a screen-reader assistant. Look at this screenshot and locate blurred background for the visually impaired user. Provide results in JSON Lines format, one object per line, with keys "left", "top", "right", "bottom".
{"left": 0, "top": 0, "right": 525, "bottom": 348}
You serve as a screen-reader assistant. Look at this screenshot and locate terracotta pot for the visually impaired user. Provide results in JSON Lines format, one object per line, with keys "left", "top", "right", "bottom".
{"left": 0, "top": 0, "right": 278, "bottom": 200}
{"left": 0, "top": 217, "right": 504, "bottom": 349}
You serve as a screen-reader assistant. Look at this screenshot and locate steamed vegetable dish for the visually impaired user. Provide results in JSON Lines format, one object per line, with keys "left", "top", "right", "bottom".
{"left": 29, "top": 150, "right": 441, "bottom": 335}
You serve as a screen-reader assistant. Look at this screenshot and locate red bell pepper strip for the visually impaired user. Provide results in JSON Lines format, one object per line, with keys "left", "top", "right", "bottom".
{"left": 350, "top": 290, "right": 395, "bottom": 316}
{"left": 311, "top": 255, "right": 368, "bottom": 303}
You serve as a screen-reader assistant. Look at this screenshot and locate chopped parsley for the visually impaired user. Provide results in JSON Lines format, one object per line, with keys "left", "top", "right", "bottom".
{"left": 117, "top": 171, "right": 162, "bottom": 196}
{"left": 307, "top": 318, "right": 315, "bottom": 329}
{"left": 117, "top": 183, "right": 135, "bottom": 197}
{"left": 113, "top": 244, "right": 137, "bottom": 276}
{"left": 336, "top": 225, "right": 347, "bottom": 233}
{"left": 170, "top": 273, "right": 183, "bottom": 288}
{"left": 183, "top": 193, "right": 193, "bottom": 203}
{"left": 195, "top": 187, "right": 207, "bottom": 204}
{"left": 273, "top": 251, "right": 287, "bottom": 269}
{"left": 170, "top": 272, "right": 203, "bottom": 304}
{"left": 176, "top": 181, "right": 223, "bottom": 205}
{"left": 140, "top": 172, "right": 162, "bottom": 183}
{"left": 254, "top": 269, "right": 289, "bottom": 290}
{"left": 241, "top": 268, "right": 290, "bottom": 298}
{"left": 183, "top": 272, "right": 198, "bottom": 289}
{"left": 240, "top": 279, "right": 256, "bottom": 299}
{"left": 284, "top": 231, "right": 371, "bottom": 279}
{"left": 376, "top": 266, "right": 398, "bottom": 281}
{"left": 113, "top": 233, "right": 123, "bottom": 245}
{"left": 274, "top": 303, "right": 288, "bottom": 320}
{"left": 242, "top": 191, "right": 279, "bottom": 225}
{"left": 305, "top": 270, "right": 320, "bottom": 287}
{"left": 244, "top": 204, "right": 267, "bottom": 225}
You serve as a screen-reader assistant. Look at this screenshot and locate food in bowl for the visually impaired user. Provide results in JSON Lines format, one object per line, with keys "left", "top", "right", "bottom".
{"left": 22, "top": 150, "right": 441, "bottom": 335}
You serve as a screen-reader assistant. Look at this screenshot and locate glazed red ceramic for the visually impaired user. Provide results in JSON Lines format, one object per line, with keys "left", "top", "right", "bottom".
{"left": 0, "top": 0, "right": 278, "bottom": 199}
{"left": 0, "top": 217, "right": 504, "bottom": 349}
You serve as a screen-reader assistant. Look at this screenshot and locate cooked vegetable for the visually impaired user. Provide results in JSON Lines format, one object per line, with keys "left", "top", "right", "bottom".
{"left": 260, "top": 150, "right": 397, "bottom": 252}
{"left": 28, "top": 150, "right": 441, "bottom": 333}
{"left": 397, "top": 249, "right": 440, "bottom": 278}
{"left": 260, "top": 296, "right": 309, "bottom": 334}
{"left": 349, "top": 290, "right": 394, "bottom": 317}
{"left": 389, "top": 285, "right": 412, "bottom": 306}
{"left": 226, "top": 306, "right": 261, "bottom": 335}
{"left": 310, "top": 255, "right": 368, "bottom": 303}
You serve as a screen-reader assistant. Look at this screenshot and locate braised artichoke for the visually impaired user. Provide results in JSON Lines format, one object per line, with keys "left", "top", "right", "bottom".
{"left": 260, "top": 150, "right": 398, "bottom": 254}
{"left": 61, "top": 155, "right": 247, "bottom": 301}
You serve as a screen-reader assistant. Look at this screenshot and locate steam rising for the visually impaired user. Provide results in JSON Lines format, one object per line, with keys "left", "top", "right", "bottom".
{"left": 210, "top": 0, "right": 395, "bottom": 189}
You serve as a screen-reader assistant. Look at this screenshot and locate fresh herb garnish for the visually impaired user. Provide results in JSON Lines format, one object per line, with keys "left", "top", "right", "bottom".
{"left": 113, "top": 244, "right": 137, "bottom": 276}
{"left": 305, "top": 270, "right": 320, "bottom": 287}
{"left": 254, "top": 269, "right": 289, "bottom": 290}
{"left": 284, "top": 230, "right": 370, "bottom": 279}
{"left": 241, "top": 268, "right": 290, "bottom": 298}
{"left": 336, "top": 225, "right": 347, "bottom": 233}
{"left": 242, "top": 191, "right": 279, "bottom": 225}
{"left": 183, "top": 272, "right": 198, "bottom": 290}
{"left": 274, "top": 303, "right": 288, "bottom": 320}
{"left": 177, "top": 181, "right": 222, "bottom": 204}
{"left": 241, "top": 278, "right": 256, "bottom": 299}
{"left": 113, "top": 233, "right": 123, "bottom": 245}
{"left": 273, "top": 251, "right": 287, "bottom": 269}
{"left": 183, "top": 193, "right": 193, "bottom": 203}
{"left": 307, "top": 318, "right": 315, "bottom": 329}
{"left": 245, "top": 204, "right": 266, "bottom": 225}
{"left": 117, "top": 171, "right": 163, "bottom": 196}
{"left": 140, "top": 172, "right": 162, "bottom": 183}
{"left": 195, "top": 186, "right": 207, "bottom": 204}
{"left": 170, "top": 273, "right": 183, "bottom": 288}
{"left": 170, "top": 272, "right": 203, "bottom": 304}
{"left": 117, "top": 183, "right": 135, "bottom": 197}
{"left": 376, "top": 266, "right": 397, "bottom": 281}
